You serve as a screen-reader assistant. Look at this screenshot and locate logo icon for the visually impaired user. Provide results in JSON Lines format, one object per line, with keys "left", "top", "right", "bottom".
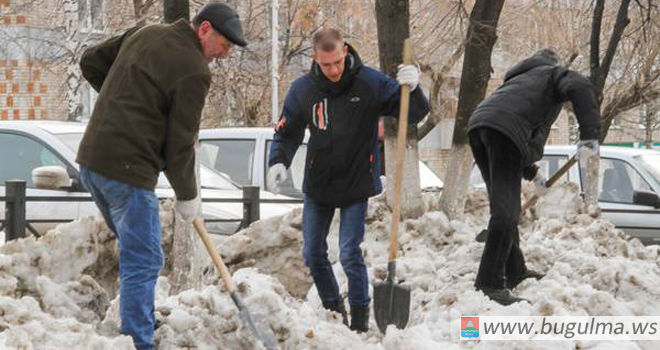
{"left": 312, "top": 98, "right": 329, "bottom": 130}
{"left": 461, "top": 317, "right": 479, "bottom": 338}
{"left": 350, "top": 96, "right": 360, "bottom": 102}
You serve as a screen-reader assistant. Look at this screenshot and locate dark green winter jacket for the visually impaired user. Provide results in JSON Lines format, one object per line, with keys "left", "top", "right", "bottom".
{"left": 77, "top": 19, "right": 211, "bottom": 200}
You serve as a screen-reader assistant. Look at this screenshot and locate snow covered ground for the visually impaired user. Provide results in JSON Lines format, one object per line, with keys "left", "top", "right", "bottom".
{"left": 0, "top": 184, "right": 658, "bottom": 349}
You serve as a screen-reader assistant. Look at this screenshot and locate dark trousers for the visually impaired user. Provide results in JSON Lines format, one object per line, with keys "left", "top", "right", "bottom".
{"left": 469, "top": 128, "right": 528, "bottom": 289}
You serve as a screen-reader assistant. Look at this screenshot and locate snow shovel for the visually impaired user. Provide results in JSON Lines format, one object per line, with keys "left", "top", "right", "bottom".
{"left": 193, "top": 217, "right": 279, "bottom": 350}
{"left": 475, "top": 154, "right": 578, "bottom": 242}
{"left": 374, "top": 38, "right": 413, "bottom": 335}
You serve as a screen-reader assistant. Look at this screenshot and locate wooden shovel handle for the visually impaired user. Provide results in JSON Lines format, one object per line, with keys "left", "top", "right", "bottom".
{"left": 522, "top": 155, "right": 578, "bottom": 212}
{"left": 389, "top": 39, "right": 413, "bottom": 262}
{"left": 193, "top": 216, "right": 237, "bottom": 293}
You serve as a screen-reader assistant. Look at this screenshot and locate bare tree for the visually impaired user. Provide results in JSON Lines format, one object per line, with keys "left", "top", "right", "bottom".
{"left": 413, "top": 0, "right": 469, "bottom": 140}
{"left": 438, "top": 0, "right": 505, "bottom": 219}
{"left": 616, "top": 100, "right": 660, "bottom": 146}
{"left": 201, "top": 0, "right": 333, "bottom": 128}
{"left": 133, "top": 0, "right": 159, "bottom": 26}
{"left": 375, "top": 0, "right": 424, "bottom": 219}
{"left": 598, "top": 1, "right": 659, "bottom": 142}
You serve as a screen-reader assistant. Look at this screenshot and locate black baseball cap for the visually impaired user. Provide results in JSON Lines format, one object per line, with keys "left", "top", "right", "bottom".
{"left": 193, "top": 2, "right": 247, "bottom": 47}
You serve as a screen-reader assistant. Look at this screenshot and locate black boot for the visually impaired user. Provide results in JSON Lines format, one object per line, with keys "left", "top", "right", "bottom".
{"left": 478, "top": 287, "right": 529, "bottom": 306}
{"left": 322, "top": 300, "right": 348, "bottom": 327}
{"left": 506, "top": 270, "right": 544, "bottom": 290}
{"left": 349, "top": 305, "right": 369, "bottom": 333}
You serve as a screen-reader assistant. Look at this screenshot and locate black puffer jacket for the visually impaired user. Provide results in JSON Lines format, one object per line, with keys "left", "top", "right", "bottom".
{"left": 468, "top": 53, "right": 600, "bottom": 166}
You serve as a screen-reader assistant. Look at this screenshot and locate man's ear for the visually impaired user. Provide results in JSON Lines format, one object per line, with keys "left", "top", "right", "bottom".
{"left": 342, "top": 44, "right": 348, "bottom": 56}
{"left": 197, "top": 21, "right": 212, "bottom": 38}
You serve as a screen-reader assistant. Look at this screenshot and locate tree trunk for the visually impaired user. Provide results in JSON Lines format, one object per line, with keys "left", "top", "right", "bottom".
{"left": 590, "top": 0, "right": 632, "bottom": 141}
{"left": 645, "top": 107, "right": 653, "bottom": 147}
{"left": 164, "top": 0, "right": 198, "bottom": 291}
{"left": 170, "top": 141, "right": 204, "bottom": 293}
{"left": 164, "top": 0, "right": 189, "bottom": 23}
{"left": 375, "top": 0, "right": 423, "bottom": 219}
{"left": 438, "top": 0, "right": 505, "bottom": 219}
{"left": 587, "top": 0, "right": 631, "bottom": 209}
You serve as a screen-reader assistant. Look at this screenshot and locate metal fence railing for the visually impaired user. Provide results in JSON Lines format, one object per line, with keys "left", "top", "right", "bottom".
{"left": 1, "top": 180, "right": 302, "bottom": 242}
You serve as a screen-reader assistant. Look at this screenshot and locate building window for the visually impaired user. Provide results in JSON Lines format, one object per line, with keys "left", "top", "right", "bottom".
{"left": 79, "top": 0, "right": 105, "bottom": 33}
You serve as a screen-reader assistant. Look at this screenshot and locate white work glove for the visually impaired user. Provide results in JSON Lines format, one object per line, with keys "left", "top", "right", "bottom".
{"left": 175, "top": 195, "right": 201, "bottom": 224}
{"left": 267, "top": 163, "right": 288, "bottom": 194}
{"left": 532, "top": 171, "right": 548, "bottom": 195}
{"left": 576, "top": 139, "right": 599, "bottom": 160}
{"left": 396, "top": 64, "right": 419, "bottom": 91}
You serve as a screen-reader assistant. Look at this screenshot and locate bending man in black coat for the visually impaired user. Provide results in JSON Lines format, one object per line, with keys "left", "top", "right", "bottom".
{"left": 467, "top": 49, "right": 601, "bottom": 305}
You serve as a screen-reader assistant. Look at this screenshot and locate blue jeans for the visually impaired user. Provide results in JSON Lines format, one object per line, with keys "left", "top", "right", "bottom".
{"left": 302, "top": 195, "right": 370, "bottom": 307}
{"left": 79, "top": 167, "right": 163, "bottom": 350}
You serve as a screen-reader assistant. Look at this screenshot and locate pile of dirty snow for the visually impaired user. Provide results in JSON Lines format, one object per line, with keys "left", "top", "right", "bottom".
{"left": 0, "top": 184, "right": 658, "bottom": 350}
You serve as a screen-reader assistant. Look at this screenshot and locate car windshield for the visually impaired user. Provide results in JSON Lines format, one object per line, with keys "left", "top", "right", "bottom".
{"left": 54, "top": 132, "right": 84, "bottom": 152}
{"left": 53, "top": 131, "right": 237, "bottom": 190}
{"left": 637, "top": 154, "right": 660, "bottom": 186}
{"left": 156, "top": 164, "right": 238, "bottom": 190}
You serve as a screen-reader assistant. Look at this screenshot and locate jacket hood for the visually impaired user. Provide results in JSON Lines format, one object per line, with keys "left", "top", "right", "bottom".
{"left": 504, "top": 53, "right": 558, "bottom": 81}
{"left": 311, "top": 43, "right": 363, "bottom": 96}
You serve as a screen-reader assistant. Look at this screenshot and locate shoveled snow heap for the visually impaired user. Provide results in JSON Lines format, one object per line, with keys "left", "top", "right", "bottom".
{"left": 0, "top": 183, "right": 658, "bottom": 349}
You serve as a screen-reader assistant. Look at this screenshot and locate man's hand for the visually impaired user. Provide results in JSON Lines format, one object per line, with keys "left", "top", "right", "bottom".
{"left": 267, "top": 163, "right": 288, "bottom": 194}
{"left": 396, "top": 64, "right": 419, "bottom": 91}
{"left": 576, "top": 139, "right": 599, "bottom": 160}
{"left": 175, "top": 195, "right": 201, "bottom": 224}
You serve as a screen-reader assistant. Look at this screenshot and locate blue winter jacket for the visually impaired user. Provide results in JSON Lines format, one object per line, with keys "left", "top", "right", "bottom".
{"left": 269, "top": 44, "right": 430, "bottom": 206}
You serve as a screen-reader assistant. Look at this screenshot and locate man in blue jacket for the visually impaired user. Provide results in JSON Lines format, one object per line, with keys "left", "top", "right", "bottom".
{"left": 267, "top": 28, "right": 430, "bottom": 332}
{"left": 468, "top": 49, "right": 601, "bottom": 305}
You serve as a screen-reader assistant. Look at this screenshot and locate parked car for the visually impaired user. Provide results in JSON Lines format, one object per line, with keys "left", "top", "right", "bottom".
{"left": 0, "top": 121, "right": 297, "bottom": 235}
{"left": 470, "top": 145, "right": 660, "bottom": 245}
{"left": 198, "top": 127, "right": 444, "bottom": 198}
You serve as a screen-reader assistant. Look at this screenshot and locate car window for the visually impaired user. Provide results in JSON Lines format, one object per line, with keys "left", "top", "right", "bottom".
{"left": 637, "top": 154, "right": 660, "bottom": 187}
{"left": 199, "top": 139, "right": 256, "bottom": 186}
{"left": 265, "top": 140, "right": 307, "bottom": 198}
{"left": 0, "top": 133, "right": 67, "bottom": 188}
{"left": 592, "top": 158, "right": 653, "bottom": 204}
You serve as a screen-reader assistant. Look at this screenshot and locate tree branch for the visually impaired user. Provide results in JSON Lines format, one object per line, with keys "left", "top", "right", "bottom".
{"left": 597, "top": 0, "right": 632, "bottom": 95}
{"left": 417, "top": 42, "right": 465, "bottom": 140}
{"left": 601, "top": 72, "right": 660, "bottom": 141}
{"left": 590, "top": 0, "right": 605, "bottom": 86}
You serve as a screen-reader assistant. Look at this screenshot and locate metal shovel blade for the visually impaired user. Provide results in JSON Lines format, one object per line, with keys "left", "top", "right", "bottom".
{"left": 373, "top": 263, "right": 411, "bottom": 334}
{"left": 231, "top": 292, "right": 279, "bottom": 350}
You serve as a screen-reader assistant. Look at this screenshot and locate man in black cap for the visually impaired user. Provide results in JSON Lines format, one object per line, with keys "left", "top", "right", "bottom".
{"left": 77, "top": 2, "right": 245, "bottom": 349}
